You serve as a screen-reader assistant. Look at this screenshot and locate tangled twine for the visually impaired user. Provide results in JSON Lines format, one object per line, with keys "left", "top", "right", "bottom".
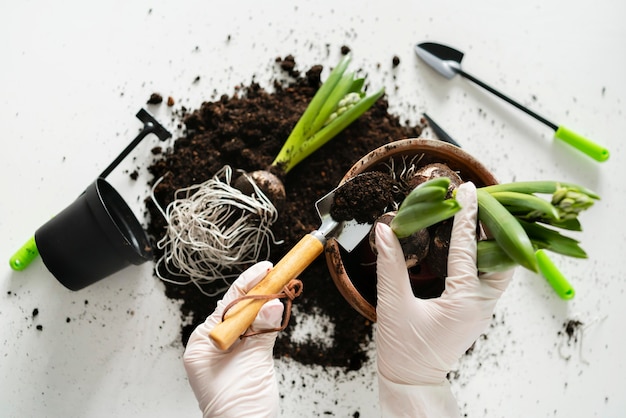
{"left": 151, "top": 165, "right": 282, "bottom": 296}
{"left": 222, "top": 279, "right": 304, "bottom": 338}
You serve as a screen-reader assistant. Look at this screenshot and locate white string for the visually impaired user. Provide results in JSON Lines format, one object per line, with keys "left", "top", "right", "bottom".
{"left": 151, "top": 165, "right": 282, "bottom": 296}
{"left": 557, "top": 315, "right": 608, "bottom": 365}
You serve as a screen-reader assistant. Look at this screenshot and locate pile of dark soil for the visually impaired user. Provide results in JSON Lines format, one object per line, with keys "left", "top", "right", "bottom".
{"left": 146, "top": 54, "right": 424, "bottom": 370}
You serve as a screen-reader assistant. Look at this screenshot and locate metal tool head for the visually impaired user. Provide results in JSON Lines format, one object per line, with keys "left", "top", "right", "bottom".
{"left": 314, "top": 178, "right": 373, "bottom": 253}
{"left": 99, "top": 109, "right": 172, "bottom": 179}
{"left": 422, "top": 113, "right": 461, "bottom": 147}
{"left": 136, "top": 108, "right": 172, "bottom": 142}
{"left": 415, "top": 42, "right": 464, "bottom": 79}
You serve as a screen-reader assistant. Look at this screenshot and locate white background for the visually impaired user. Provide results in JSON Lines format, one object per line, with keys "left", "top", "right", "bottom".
{"left": 1, "top": 1, "right": 625, "bottom": 417}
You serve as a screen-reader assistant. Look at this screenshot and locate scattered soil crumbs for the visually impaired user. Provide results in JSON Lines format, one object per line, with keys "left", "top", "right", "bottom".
{"left": 556, "top": 318, "right": 598, "bottom": 364}
{"left": 557, "top": 319, "right": 584, "bottom": 345}
{"left": 146, "top": 54, "right": 424, "bottom": 370}
{"left": 560, "top": 319, "right": 584, "bottom": 343}
{"left": 147, "top": 93, "right": 163, "bottom": 105}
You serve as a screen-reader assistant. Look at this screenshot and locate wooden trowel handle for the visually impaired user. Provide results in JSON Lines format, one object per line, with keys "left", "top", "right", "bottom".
{"left": 209, "top": 233, "right": 324, "bottom": 351}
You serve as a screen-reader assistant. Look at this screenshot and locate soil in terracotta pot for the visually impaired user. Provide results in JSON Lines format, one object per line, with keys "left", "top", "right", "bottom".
{"left": 145, "top": 53, "right": 424, "bottom": 370}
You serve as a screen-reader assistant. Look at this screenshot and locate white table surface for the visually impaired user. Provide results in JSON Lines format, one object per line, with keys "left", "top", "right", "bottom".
{"left": 2, "top": 1, "right": 625, "bottom": 417}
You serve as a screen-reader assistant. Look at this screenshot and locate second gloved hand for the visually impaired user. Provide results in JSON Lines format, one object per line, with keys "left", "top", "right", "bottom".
{"left": 374, "top": 182, "right": 514, "bottom": 417}
{"left": 183, "top": 261, "right": 284, "bottom": 418}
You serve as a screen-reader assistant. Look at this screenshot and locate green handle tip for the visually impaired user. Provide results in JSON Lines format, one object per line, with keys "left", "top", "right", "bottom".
{"left": 555, "top": 126, "right": 609, "bottom": 162}
{"left": 9, "top": 236, "right": 39, "bottom": 271}
{"left": 535, "top": 249, "right": 575, "bottom": 300}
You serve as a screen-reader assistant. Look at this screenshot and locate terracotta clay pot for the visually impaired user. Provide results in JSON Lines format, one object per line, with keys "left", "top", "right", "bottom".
{"left": 325, "top": 138, "right": 498, "bottom": 322}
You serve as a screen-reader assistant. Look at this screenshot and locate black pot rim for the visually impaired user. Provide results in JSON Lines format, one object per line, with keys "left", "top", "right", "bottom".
{"left": 86, "top": 178, "right": 153, "bottom": 265}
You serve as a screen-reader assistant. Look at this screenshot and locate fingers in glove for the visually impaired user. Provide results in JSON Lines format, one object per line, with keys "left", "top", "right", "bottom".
{"left": 226, "top": 261, "right": 283, "bottom": 335}
{"left": 250, "top": 299, "right": 284, "bottom": 332}
{"left": 187, "top": 261, "right": 274, "bottom": 347}
{"left": 375, "top": 222, "right": 414, "bottom": 307}
{"left": 183, "top": 264, "right": 282, "bottom": 418}
{"left": 209, "top": 260, "right": 273, "bottom": 321}
{"left": 479, "top": 268, "right": 515, "bottom": 293}
{"left": 239, "top": 298, "right": 286, "bottom": 353}
{"left": 225, "top": 261, "right": 274, "bottom": 305}
{"left": 446, "top": 182, "right": 478, "bottom": 280}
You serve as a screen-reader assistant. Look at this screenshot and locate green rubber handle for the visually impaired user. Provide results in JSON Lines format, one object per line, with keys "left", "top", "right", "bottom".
{"left": 9, "top": 236, "right": 39, "bottom": 271}
{"left": 555, "top": 125, "right": 609, "bottom": 162}
{"left": 535, "top": 249, "right": 575, "bottom": 300}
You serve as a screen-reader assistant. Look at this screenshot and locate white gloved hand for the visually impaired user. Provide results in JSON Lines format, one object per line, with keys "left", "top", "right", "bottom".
{"left": 374, "top": 182, "right": 514, "bottom": 417}
{"left": 183, "top": 261, "right": 284, "bottom": 418}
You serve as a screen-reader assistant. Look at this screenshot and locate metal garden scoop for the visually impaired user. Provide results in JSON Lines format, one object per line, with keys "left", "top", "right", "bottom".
{"left": 209, "top": 175, "right": 372, "bottom": 350}
{"left": 415, "top": 41, "right": 610, "bottom": 162}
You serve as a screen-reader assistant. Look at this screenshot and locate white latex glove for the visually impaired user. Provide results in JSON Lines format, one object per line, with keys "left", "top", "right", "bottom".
{"left": 374, "top": 181, "right": 514, "bottom": 417}
{"left": 183, "top": 261, "right": 284, "bottom": 418}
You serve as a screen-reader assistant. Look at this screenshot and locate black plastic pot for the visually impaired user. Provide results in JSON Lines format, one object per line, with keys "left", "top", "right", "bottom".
{"left": 34, "top": 178, "right": 153, "bottom": 291}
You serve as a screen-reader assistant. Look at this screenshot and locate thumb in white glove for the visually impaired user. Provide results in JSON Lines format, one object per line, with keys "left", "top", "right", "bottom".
{"left": 183, "top": 261, "right": 283, "bottom": 418}
{"left": 374, "top": 181, "right": 514, "bottom": 417}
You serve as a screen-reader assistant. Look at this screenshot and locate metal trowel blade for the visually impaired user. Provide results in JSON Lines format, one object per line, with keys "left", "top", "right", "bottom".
{"left": 415, "top": 42, "right": 464, "bottom": 79}
{"left": 314, "top": 178, "right": 373, "bottom": 253}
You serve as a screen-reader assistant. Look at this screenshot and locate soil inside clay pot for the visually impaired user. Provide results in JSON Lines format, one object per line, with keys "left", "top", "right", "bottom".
{"left": 145, "top": 53, "right": 424, "bottom": 370}
{"left": 331, "top": 167, "right": 456, "bottom": 302}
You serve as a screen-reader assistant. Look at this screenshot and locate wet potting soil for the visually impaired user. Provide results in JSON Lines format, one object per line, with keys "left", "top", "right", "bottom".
{"left": 146, "top": 54, "right": 424, "bottom": 370}
{"left": 330, "top": 171, "right": 397, "bottom": 224}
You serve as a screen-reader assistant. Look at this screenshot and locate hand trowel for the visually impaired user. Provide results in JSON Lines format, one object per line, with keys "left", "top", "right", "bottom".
{"left": 415, "top": 41, "right": 610, "bottom": 162}
{"left": 209, "top": 176, "right": 372, "bottom": 350}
